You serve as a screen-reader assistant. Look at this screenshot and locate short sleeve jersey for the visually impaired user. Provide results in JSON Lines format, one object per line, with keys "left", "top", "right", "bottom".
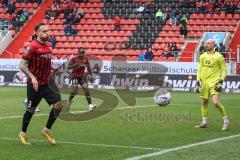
{"left": 22, "top": 40, "right": 52, "bottom": 85}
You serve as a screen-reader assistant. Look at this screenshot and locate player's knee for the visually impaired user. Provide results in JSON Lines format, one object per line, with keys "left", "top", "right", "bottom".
{"left": 27, "top": 107, "right": 36, "bottom": 113}
{"left": 213, "top": 101, "right": 220, "bottom": 107}
{"left": 71, "top": 90, "right": 78, "bottom": 95}
{"left": 53, "top": 101, "right": 63, "bottom": 111}
{"left": 202, "top": 100, "right": 208, "bottom": 106}
{"left": 82, "top": 86, "right": 89, "bottom": 92}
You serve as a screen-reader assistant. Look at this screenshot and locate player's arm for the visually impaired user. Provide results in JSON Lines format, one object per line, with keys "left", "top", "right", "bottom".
{"left": 51, "top": 65, "right": 61, "bottom": 75}
{"left": 196, "top": 55, "right": 203, "bottom": 87}
{"left": 67, "top": 59, "right": 74, "bottom": 70}
{"left": 85, "top": 60, "right": 92, "bottom": 76}
{"left": 67, "top": 59, "right": 79, "bottom": 70}
{"left": 19, "top": 59, "right": 38, "bottom": 91}
{"left": 20, "top": 45, "right": 38, "bottom": 91}
{"left": 214, "top": 55, "right": 226, "bottom": 92}
{"left": 219, "top": 55, "right": 227, "bottom": 81}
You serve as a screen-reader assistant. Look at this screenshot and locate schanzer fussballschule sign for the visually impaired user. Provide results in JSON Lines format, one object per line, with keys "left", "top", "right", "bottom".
{"left": 0, "top": 59, "right": 239, "bottom": 93}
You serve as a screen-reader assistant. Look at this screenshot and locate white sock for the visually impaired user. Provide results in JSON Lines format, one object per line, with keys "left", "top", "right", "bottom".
{"left": 202, "top": 117, "right": 208, "bottom": 124}
{"left": 44, "top": 127, "right": 51, "bottom": 132}
{"left": 223, "top": 116, "right": 229, "bottom": 123}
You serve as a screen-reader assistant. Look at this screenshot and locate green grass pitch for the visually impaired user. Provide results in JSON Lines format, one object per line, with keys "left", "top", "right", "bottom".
{"left": 0, "top": 87, "right": 239, "bottom": 160}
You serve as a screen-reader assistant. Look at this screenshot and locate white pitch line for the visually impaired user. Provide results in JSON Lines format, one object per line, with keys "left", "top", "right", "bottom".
{"left": 0, "top": 113, "right": 47, "bottom": 120}
{"left": 126, "top": 134, "right": 240, "bottom": 160}
{"left": 0, "top": 137, "right": 163, "bottom": 151}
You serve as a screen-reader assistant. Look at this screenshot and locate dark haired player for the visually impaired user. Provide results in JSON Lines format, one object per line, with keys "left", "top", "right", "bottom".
{"left": 19, "top": 23, "right": 62, "bottom": 145}
{"left": 67, "top": 48, "right": 96, "bottom": 111}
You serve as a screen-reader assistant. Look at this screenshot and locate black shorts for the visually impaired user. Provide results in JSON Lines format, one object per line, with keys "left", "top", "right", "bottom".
{"left": 27, "top": 83, "right": 61, "bottom": 108}
{"left": 71, "top": 77, "right": 87, "bottom": 85}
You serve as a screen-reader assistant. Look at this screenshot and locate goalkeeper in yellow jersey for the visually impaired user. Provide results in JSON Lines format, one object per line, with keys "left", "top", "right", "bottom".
{"left": 195, "top": 39, "right": 230, "bottom": 131}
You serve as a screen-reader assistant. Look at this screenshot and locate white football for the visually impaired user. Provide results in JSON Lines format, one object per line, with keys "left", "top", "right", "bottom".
{"left": 154, "top": 90, "right": 171, "bottom": 106}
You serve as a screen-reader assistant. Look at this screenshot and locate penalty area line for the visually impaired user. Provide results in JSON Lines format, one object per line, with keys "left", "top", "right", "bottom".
{"left": 126, "top": 133, "right": 240, "bottom": 160}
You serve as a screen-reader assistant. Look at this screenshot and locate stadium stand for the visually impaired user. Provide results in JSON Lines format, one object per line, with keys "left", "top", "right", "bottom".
{"left": 1, "top": 0, "right": 240, "bottom": 65}
{"left": 0, "top": 1, "right": 41, "bottom": 37}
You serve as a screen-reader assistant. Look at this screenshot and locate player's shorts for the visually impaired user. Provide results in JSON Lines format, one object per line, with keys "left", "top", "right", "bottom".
{"left": 200, "top": 83, "right": 220, "bottom": 99}
{"left": 27, "top": 83, "right": 61, "bottom": 108}
{"left": 71, "top": 77, "right": 87, "bottom": 85}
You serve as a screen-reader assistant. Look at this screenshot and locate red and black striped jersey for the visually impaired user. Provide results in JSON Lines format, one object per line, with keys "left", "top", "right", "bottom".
{"left": 69, "top": 56, "right": 90, "bottom": 79}
{"left": 22, "top": 40, "right": 52, "bottom": 85}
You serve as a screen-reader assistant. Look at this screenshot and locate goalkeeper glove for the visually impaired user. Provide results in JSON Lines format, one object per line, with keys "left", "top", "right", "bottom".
{"left": 214, "top": 79, "right": 223, "bottom": 92}
{"left": 196, "top": 80, "right": 201, "bottom": 87}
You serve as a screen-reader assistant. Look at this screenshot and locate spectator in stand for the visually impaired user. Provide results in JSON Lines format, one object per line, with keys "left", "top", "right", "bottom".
{"left": 54, "top": 0, "right": 61, "bottom": 4}
{"left": 155, "top": 9, "right": 163, "bottom": 20}
{"left": 49, "top": 35, "right": 57, "bottom": 49}
{"left": 2, "top": 17, "right": 10, "bottom": 30}
{"left": 180, "top": 14, "right": 188, "bottom": 25}
{"left": 76, "top": 8, "right": 84, "bottom": 18}
{"left": 75, "top": 0, "right": 88, "bottom": 2}
{"left": 45, "top": 7, "right": 51, "bottom": 19}
{"left": 180, "top": 0, "right": 190, "bottom": 8}
{"left": 170, "top": 14, "right": 180, "bottom": 26}
{"left": 226, "top": 1, "right": 237, "bottom": 14}
{"left": 137, "top": 51, "right": 145, "bottom": 61}
{"left": 144, "top": 2, "right": 153, "bottom": 14}
{"left": 145, "top": 48, "right": 154, "bottom": 61}
{"left": 73, "top": 14, "right": 81, "bottom": 24}
{"left": 219, "top": 43, "right": 226, "bottom": 58}
{"left": 196, "top": 0, "right": 205, "bottom": 12}
{"left": 68, "top": 2, "right": 75, "bottom": 12}
{"left": 236, "top": 3, "right": 240, "bottom": 13}
{"left": 162, "top": 11, "right": 168, "bottom": 21}
{"left": 205, "top": 1, "right": 214, "bottom": 13}
{"left": 170, "top": 42, "right": 178, "bottom": 58}
{"left": 114, "top": 16, "right": 121, "bottom": 31}
{"left": 52, "top": 2, "right": 61, "bottom": 17}
{"left": 136, "top": 4, "right": 145, "bottom": 15}
{"left": 64, "top": 24, "right": 77, "bottom": 36}
{"left": 199, "top": 41, "right": 205, "bottom": 55}
{"left": 12, "top": 15, "right": 21, "bottom": 32}
{"left": 35, "top": 0, "right": 42, "bottom": 5}
{"left": 23, "top": 9, "right": 29, "bottom": 20}
{"left": 61, "top": 2, "right": 69, "bottom": 18}
{"left": 19, "top": 14, "right": 26, "bottom": 25}
{"left": 180, "top": 23, "right": 187, "bottom": 38}
{"left": 7, "top": 1, "right": 16, "bottom": 14}
{"left": 64, "top": 13, "right": 74, "bottom": 24}
{"left": 2, "top": 0, "right": 9, "bottom": 7}
{"left": 162, "top": 43, "right": 171, "bottom": 59}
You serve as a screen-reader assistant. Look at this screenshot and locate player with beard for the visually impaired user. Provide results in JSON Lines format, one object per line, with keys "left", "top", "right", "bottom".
{"left": 18, "top": 23, "right": 62, "bottom": 145}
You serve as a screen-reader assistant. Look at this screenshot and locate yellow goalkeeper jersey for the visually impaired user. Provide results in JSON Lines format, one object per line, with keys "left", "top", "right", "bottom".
{"left": 197, "top": 50, "right": 226, "bottom": 85}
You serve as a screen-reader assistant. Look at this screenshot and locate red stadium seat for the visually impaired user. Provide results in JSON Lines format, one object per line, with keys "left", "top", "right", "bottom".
{"left": 226, "top": 14, "right": 233, "bottom": 19}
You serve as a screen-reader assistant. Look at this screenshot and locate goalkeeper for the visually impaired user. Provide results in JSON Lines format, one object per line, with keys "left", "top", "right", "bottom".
{"left": 195, "top": 39, "right": 230, "bottom": 131}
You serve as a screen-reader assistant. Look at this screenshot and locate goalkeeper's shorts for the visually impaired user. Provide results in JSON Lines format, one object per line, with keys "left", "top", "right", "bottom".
{"left": 200, "top": 83, "right": 220, "bottom": 99}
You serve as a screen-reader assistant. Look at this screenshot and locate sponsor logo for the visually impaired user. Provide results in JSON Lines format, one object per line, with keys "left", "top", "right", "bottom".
{"left": 40, "top": 54, "right": 52, "bottom": 58}
{"left": 111, "top": 75, "right": 149, "bottom": 87}
{"left": 25, "top": 46, "right": 30, "bottom": 54}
